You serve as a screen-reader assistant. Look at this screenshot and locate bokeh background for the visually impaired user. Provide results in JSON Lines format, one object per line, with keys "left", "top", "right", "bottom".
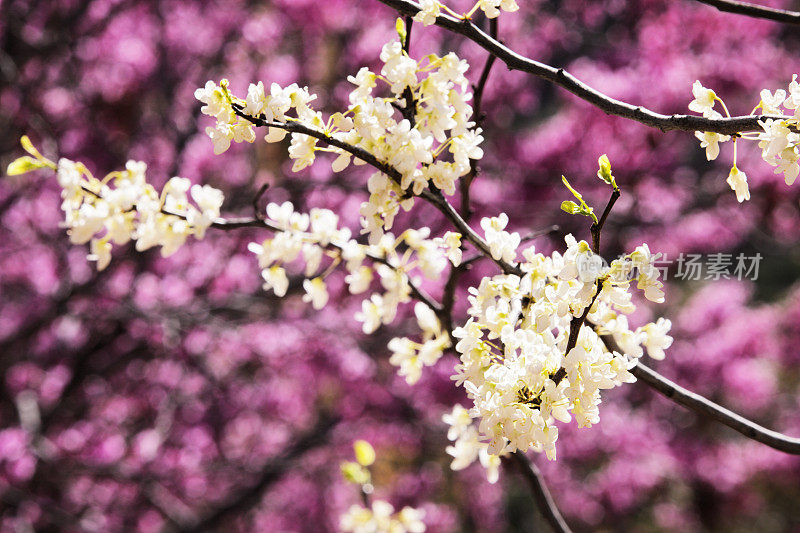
{"left": 2, "top": 0, "right": 800, "bottom": 531}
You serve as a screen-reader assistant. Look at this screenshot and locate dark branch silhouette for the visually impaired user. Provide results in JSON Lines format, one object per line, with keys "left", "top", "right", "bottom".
{"left": 166, "top": 414, "right": 340, "bottom": 533}
{"left": 693, "top": 0, "right": 800, "bottom": 25}
{"left": 509, "top": 452, "right": 572, "bottom": 533}
{"left": 376, "top": 0, "right": 791, "bottom": 135}
{"left": 632, "top": 361, "right": 800, "bottom": 454}
{"left": 596, "top": 333, "right": 800, "bottom": 454}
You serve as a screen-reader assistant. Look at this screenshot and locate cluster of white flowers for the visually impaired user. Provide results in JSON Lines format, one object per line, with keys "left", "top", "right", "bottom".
{"left": 340, "top": 501, "right": 426, "bottom": 533}
{"left": 414, "top": 0, "right": 519, "bottom": 26}
{"left": 449, "top": 231, "right": 672, "bottom": 461}
{"left": 388, "top": 302, "right": 451, "bottom": 385}
{"left": 196, "top": 25, "right": 483, "bottom": 245}
{"left": 480, "top": 213, "right": 521, "bottom": 264}
{"left": 248, "top": 201, "right": 457, "bottom": 382}
{"left": 47, "top": 156, "right": 222, "bottom": 270}
{"left": 442, "top": 404, "right": 501, "bottom": 483}
{"left": 689, "top": 77, "right": 800, "bottom": 202}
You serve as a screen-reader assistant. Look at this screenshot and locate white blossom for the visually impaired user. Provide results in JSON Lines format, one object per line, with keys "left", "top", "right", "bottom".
{"left": 302, "top": 277, "right": 329, "bottom": 310}
{"left": 727, "top": 166, "right": 750, "bottom": 203}
{"left": 688, "top": 80, "right": 717, "bottom": 117}
{"left": 414, "top": 0, "right": 440, "bottom": 26}
{"left": 695, "top": 131, "right": 730, "bottom": 161}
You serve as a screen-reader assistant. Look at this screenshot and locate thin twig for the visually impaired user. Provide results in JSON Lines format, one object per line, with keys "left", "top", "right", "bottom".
{"left": 447, "top": 17, "right": 498, "bottom": 330}
{"left": 459, "top": 16, "right": 498, "bottom": 221}
{"left": 693, "top": 0, "right": 800, "bottom": 24}
{"left": 426, "top": 189, "right": 522, "bottom": 275}
{"left": 210, "top": 215, "right": 443, "bottom": 313}
{"left": 472, "top": 17, "right": 498, "bottom": 123}
{"left": 521, "top": 224, "right": 560, "bottom": 242}
{"left": 233, "top": 106, "right": 405, "bottom": 182}
{"left": 376, "top": 0, "right": 791, "bottom": 135}
{"left": 252, "top": 183, "right": 269, "bottom": 220}
{"left": 552, "top": 279, "right": 601, "bottom": 385}
{"left": 509, "top": 452, "right": 572, "bottom": 533}
{"left": 590, "top": 188, "right": 620, "bottom": 256}
{"left": 401, "top": 16, "right": 418, "bottom": 125}
{"left": 554, "top": 188, "right": 619, "bottom": 384}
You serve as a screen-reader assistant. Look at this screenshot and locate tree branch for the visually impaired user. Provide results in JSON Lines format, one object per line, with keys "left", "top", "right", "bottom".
{"left": 553, "top": 188, "right": 619, "bottom": 384}
{"left": 424, "top": 189, "right": 522, "bottom": 275}
{"left": 590, "top": 187, "right": 620, "bottom": 257}
{"left": 693, "top": 0, "right": 800, "bottom": 25}
{"left": 233, "top": 106, "right": 406, "bottom": 182}
{"left": 508, "top": 452, "right": 572, "bottom": 533}
{"left": 376, "top": 0, "right": 791, "bottom": 135}
{"left": 595, "top": 332, "right": 800, "bottom": 454}
{"left": 631, "top": 361, "right": 800, "bottom": 454}
{"left": 239, "top": 88, "right": 800, "bottom": 458}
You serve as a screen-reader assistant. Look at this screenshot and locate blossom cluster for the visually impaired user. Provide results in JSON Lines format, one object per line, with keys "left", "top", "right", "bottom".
{"left": 442, "top": 404, "right": 501, "bottom": 484}
{"left": 247, "top": 201, "right": 453, "bottom": 383}
{"left": 450, "top": 232, "right": 673, "bottom": 461}
{"left": 340, "top": 501, "right": 426, "bottom": 533}
{"left": 8, "top": 140, "right": 223, "bottom": 270}
{"left": 388, "top": 302, "right": 451, "bottom": 385}
{"left": 196, "top": 24, "right": 484, "bottom": 245}
{"left": 689, "top": 76, "right": 800, "bottom": 202}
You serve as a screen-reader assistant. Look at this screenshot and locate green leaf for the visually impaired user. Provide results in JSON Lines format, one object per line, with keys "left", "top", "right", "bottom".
{"left": 597, "top": 154, "right": 617, "bottom": 188}
{"left": 6, "top": 156, "right": 44, "bottom": 176}
{"left": 20, "top": 136, "right": 39, "bottom": 157}
{"left": 561, "top": 175, "right": 582, "bottom": 200}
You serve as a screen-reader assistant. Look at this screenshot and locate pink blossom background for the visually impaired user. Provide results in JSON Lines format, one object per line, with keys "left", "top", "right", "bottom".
{"left": 2, "top": 0, "right": 800, "bottom": 531}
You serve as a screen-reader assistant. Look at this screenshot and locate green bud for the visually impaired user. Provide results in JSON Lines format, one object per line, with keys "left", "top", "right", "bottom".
{"left": 7, "top": 156, "right": 44, "bottom": 176}
{"left": 353, "top": 440, "right": 376, "bottom": 466}
{"left": 20, "top": 136, "right": 40, "bottom": 158}
{"left": 396, "top": 17, "right": 407, "bottom": 44}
